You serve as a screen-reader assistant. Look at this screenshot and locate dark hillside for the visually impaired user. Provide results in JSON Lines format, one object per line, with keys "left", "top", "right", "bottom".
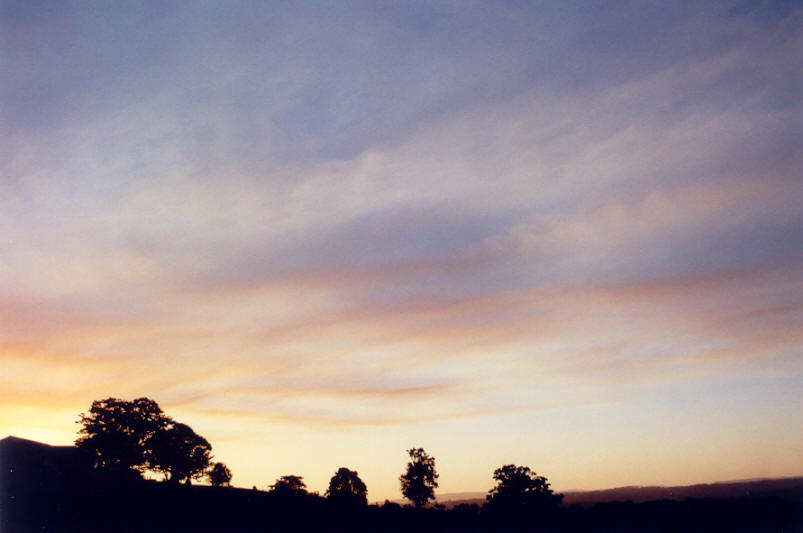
{"left": 2, "top": 436, "right": 801, "bottom": 532}
{"left": 3, "top": 475, "right": 801, "bottom": 533}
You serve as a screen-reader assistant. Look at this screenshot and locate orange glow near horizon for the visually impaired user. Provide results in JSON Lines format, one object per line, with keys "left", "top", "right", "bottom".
{"left": 3, "top": 264, "right": 802, "bottom": 500}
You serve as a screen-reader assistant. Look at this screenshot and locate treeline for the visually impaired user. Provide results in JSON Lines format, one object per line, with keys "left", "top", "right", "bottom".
{"left": 70, "top": 397, "right": 563, "bottom": 511}
{"left": 2, "top": 397, "right": 801, "bottom": 532}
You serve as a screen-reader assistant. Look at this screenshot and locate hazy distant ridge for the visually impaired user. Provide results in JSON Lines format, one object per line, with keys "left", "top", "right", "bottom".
{"left": 428, "top": 477, "right": 803, "bottom": 507}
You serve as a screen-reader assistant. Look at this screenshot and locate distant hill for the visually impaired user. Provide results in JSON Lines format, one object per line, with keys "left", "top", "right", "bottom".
{"left": 428, "top": 477, "right": 803, "bottom": 508}
{"left": 561, "top": 477, "right": 803, "bottom": 505}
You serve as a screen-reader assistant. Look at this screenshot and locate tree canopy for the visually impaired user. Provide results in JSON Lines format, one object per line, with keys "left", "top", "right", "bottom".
{"left": 75, "top": 397, "right": 168, "bottom": 472}
{"left": 208, "top": 462, "right": 233, "bottom": 487}
{"left": 76, "top": 397, "right": 215, "bottom": 485}
{"left": 270, "top": 475, "right": 308, "bottom": 495}
{"left": 149, "top": 421, "right": 212, "bottom": 484}
{"left": 399, "top": 447, "right": 439, "bottom": 507}
{"left": 486, "top": 464, "right": 563, "bottom": 511}
{"left": 326, "top": 467, "right": 368, "bottom": 505}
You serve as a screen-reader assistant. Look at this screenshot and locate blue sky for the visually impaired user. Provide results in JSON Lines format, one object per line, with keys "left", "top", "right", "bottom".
{"left": 1, "top": 1, "right": 801, "bottom": 500}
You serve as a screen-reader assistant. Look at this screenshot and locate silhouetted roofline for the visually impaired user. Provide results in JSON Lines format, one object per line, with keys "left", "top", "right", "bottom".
{"left": 0, "top": 435, "right": 77, "bottom": 452}
{"left": 1, "top": 435, "right": 52, "bottom": 447}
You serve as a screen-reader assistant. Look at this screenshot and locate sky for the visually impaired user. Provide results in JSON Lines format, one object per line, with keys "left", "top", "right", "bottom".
{"left": 1, "top": 1, "right": 801, "bottom": 502}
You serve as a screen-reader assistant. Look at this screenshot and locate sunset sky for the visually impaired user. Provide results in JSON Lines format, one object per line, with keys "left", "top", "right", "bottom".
{"left": 1, "top": 1, "right": 801, "bottom": 501}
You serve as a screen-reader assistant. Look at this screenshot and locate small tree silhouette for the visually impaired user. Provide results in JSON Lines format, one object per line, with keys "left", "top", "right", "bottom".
{"left": 399, "top": 447, "right": 439, "bottom": 507}
{"left": 208, "top": 462, "right": 232, "bottom": 487}
{"left": 270, "top": 475, "right": 307, "bottom": 495}
{"left": 486, "top": 464, "right": 563, "bottom": 511}
{"left": 326, "top": 467, "right": 368, "bottom": 505}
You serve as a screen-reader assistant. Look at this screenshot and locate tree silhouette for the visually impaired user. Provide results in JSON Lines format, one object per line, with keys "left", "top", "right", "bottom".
{"left": 399, "top": 447, "right": 439, "bottom": 507}
{"left": 149, "top": 422, "right": 212, "bottom": 484}
{"left": 270, "top": 475, "right": 307, "bottom": 495}
{"left": 75, "top": 397, "right": 168, "bottom": 472}
{"left": 76, "top": 397, "right": 218, "bottom": 486}
{"left": 326, "top": 467, "right": 368, "bottom": 505}
{"left": 485, "top": 464, "right": 563, "bottom": 511}
{"left": 208, "top": 462, "right": 232, "bottom": 487}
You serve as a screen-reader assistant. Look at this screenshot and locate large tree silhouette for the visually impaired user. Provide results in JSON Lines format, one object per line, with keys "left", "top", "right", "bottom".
{"left": 76, "top": 397, "right": 217, "bottom": 486}
{"left": 326, "top": 467, "right": 368, "bottom": 505}
{"left": 75, "top": 397, "right": 168, "bottom": 472}
{"left": 399, "top": 447, "right": 439, "bottom": 507}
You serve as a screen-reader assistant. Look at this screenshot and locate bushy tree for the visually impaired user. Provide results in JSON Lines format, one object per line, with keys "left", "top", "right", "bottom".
{"left": 270, "top": 475, "right": 307, "bottom": 495}
{"left": 326, "top": 467, "right": 368, "bottom": 505}
{"left": 75, "top": 397, "right": 168, "bottom": 472}
{"left": 399, "top": 447, "right": 439, "bottom": 507}
{"left": 486, "top": 464, "right": 563, "bottom": 511}
{"left": 76, "top": 397, "right": 217, "bottom": 486}
{"left": 150, "top": 422, "right": 212, "bottom": 484}
{"left": 208, "top": 462, "right": 232, "bottom": 487}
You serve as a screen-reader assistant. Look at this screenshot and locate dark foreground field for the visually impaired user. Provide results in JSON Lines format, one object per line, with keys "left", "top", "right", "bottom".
{"left": 3, "top": 475, "right": 802, "bottom": 533}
